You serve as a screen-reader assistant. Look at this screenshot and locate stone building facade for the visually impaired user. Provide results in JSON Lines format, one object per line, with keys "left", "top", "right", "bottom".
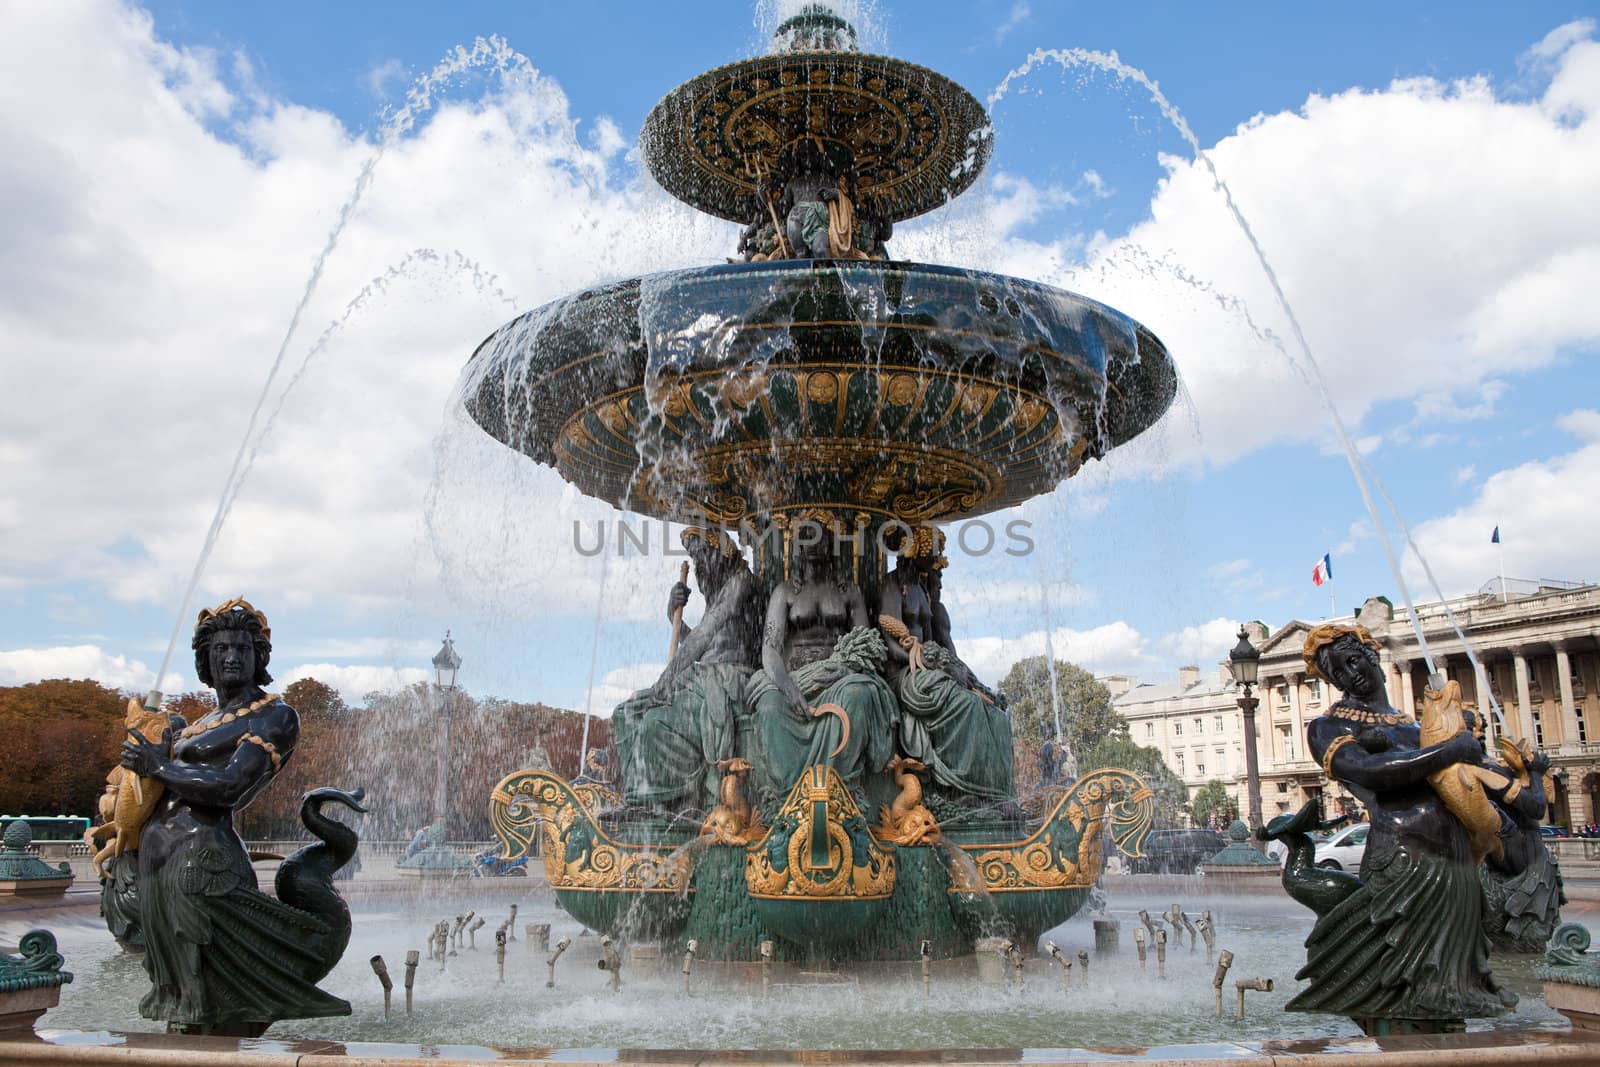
{"left": 1111, "top": 579, "right": 1600, "bottom": 828}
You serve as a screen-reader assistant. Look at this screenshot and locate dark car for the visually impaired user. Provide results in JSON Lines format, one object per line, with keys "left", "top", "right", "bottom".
{"left": 1540, "top": 825, "right": 1570, "bottom": 839}
{"left": 1127, "top": 829, "right": 1229, "bottom": 874}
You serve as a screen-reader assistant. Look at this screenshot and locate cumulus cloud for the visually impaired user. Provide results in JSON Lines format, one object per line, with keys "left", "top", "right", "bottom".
{"left": 1403, "top": 409, "right": 1600, "bottom": 595}
{"left": 0, "top": 645, "right": 185, "bottom": 693}
{"left": 580, "top": 662, "right": 662, "bottom": 715}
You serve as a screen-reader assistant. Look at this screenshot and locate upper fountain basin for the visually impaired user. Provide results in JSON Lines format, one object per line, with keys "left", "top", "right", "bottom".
{"left": 462, "top": 259, "right": 1177, "bottom": 527}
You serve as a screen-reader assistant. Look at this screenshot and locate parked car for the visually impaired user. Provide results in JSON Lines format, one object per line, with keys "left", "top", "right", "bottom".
{"left": 1128, "top": 829, "right": 1228, "bottom": 874}
{"left": 1540, "top": 825, "right": 1570, "bottom": 839}
{"left": 1313, "top": 822, "right": 1370, "bottom": 871}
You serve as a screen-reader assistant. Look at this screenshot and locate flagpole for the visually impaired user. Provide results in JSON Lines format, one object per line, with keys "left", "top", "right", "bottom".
{"left": 1497, "top": 527, "right": 1507, "bottom": 604}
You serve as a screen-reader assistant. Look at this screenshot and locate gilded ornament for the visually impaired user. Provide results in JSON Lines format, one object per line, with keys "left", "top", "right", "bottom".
{"left": 955, "top": 768, "right": 1153, "bottom": 893}
{"left": 488, "top": 769, "right": 694, "bottom": 894}
{"left": 745, "top": 765, "right": 895, "bottom": 900}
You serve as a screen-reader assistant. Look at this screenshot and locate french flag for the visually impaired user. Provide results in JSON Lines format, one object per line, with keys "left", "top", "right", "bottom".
{"left": 1312, "top": 553, "right": 1333, "bottom": 587}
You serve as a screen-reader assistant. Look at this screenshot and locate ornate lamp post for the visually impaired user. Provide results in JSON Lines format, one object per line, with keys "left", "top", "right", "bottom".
{"left": 431, "top": 631, "right": 462, "bottom": 837}
{"left": 1228, "top": 625, "right": 1264, "bottom": 835}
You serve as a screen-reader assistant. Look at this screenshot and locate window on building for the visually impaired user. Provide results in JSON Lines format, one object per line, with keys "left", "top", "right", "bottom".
{"left": 1174, "top": 720, "right": 1183, "bottom": 737}
{"left": 1277, "top": 781, "right": 1290, "bottom": 794}
{"left": 1279, "top": 725, "right": 1294, "bottom": 760}
{"left": 1196, "top": 759, "right": 1206, "bottom": 775}
{"left": 1532, "top": 710, "right": 1545, "bottom": 747}
{"left": 1307, "top": 679, "right": 1321, "bottom": 701}
{"left": 1574, "top": 662, "right": 1588, "bottom": 700}
{"left": 1194, "top": 717, "right": 1203, "bottom": 734}
{"left": 1214, "top": 715, "right": 1224, "bottom": 732}
{"left": 1216, "top": 747, "right": 1227, "bottom": 773}
{"left": 1146, "top": 721, "right": 1154, "bottom": 738}
{"left": 1176, "top": 752, "right": 1186, "bottom": 775}
{"left": 1578, "top": 706, "right": 1588, "bottom": 744}
{"left": 1276, "top": 684, "right": 1291, "bottom": 705}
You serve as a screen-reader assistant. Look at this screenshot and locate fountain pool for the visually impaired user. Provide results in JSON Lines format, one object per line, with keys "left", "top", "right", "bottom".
{"left": 21, "top": 892, "right": 1574, "bottom": 1051}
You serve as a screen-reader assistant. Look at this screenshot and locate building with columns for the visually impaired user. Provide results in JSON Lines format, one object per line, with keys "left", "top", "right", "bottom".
{"left": 1110, "top": 578, "right": 1600, "bottom": 828}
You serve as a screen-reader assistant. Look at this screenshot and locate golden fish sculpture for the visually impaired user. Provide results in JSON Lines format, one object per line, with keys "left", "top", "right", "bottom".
{"left": 84, "top": 697, "right": 169, "bottom": 875}
{"left": 1418, "top": 681, "right": 1508, "bottom": 864}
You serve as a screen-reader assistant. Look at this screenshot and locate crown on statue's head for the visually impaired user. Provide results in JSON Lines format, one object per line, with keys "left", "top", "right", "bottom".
{"left": 195, "top": 595, "right": 271, "bottom": 642}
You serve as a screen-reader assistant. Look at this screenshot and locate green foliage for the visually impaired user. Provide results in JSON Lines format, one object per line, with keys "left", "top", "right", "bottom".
{"left": 1190, "top": 779, "right": 1235, "bottom": 828}
{"left": 1077, "top": 734, "right": 1190, "bottom": 827}
{"left": 997, "top": 655, "right": 1128, "bottom": 753}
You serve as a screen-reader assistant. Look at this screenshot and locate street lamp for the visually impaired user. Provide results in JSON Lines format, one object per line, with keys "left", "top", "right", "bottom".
{"left": 431, "top": 631, "right": 462, "bottom": 837}
{"left": 1228, "top": 624, "right": 1264, "bottom": 835}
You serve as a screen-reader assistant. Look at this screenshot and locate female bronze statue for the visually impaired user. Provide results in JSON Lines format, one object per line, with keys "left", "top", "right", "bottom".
{"left": 1278, "top": 624, "right": 1514, "bottom": 1033}
{"left": 746, "top": 521, "right": 896, "bottom": 812}
{"left": 119, "top": 597, "right": 364, "bottom": 1035}
{"left": 878, "top": 528, "right": 1013, "bottom": 803}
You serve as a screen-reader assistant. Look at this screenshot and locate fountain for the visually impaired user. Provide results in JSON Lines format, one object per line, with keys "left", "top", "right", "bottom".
{"left": 4, "top": 5, "right": 1595, "bottom": 1064}
{"left": 465, "top": 1, "right": 1171, "bottom": 962}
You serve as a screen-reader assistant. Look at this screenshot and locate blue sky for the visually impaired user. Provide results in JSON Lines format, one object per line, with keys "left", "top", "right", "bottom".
{"left": 2, "top": 1, "right": 1597, "bottom": 711}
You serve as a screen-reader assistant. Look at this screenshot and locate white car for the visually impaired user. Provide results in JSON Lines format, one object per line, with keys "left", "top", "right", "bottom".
{"left": 1313, "top": 822, "right": 1370, "bottom": 871}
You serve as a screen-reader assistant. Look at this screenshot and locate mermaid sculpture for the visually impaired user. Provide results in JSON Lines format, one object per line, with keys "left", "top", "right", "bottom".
{"left": 1263, "top": 624, "right": 1514, "bottom": 1035}
{"left": 117, "top": 597, "right": 365, "bottom": 1036}
{"left": 1474, "top": 720, "right": 1565, "bottom": 953}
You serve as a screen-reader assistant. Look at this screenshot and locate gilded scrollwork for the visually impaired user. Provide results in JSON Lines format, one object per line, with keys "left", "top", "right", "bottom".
{"left": 745, "top": 765, "right": 896, "bottom": 900}
{"left": 488, "top": 769, "right": 693, "bottom": 894}
{"left": 954, "top": 768, "right": 1153, "bottom": 893}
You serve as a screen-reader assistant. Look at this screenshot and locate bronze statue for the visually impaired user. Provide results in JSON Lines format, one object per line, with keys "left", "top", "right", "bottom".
{"left": 745, "top": 519, "right": 896, "bottom": 812}
{"left": 610, "top": 527, "right": 760, "bottom": 812}
{"left": 878, "top": 528, "right": 1013, "bottom": 804}
{"left": 118, "top": 597, "right": 365, "bottom": 1036}
{"left": 1274, "top": 624, "right": 1514, "bottom": 1034}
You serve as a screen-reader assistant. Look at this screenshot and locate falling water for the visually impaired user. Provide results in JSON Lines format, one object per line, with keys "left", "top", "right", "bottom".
{"left": 990, "top": 48, "right": 1451, "bottom": 683}
{"left": 151, "top": 36, "right": 546, "bottom": 697}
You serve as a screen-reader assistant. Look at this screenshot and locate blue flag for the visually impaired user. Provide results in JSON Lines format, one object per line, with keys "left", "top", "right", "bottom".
{"left": 1491, "top": 526, "right": 1500, "bottom": 544}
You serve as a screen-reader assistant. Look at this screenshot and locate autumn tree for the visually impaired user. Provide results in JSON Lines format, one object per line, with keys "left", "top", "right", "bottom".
{"left": 0, "top": 679, "right": 126, "bottom": 817}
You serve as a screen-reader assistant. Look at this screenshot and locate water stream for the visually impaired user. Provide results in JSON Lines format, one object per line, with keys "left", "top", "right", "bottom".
{"left": 990, "top": 49, "right": 1478, "bottom": 689}
{"left": 151, "top": 36, "right": 549, "bottom": 696}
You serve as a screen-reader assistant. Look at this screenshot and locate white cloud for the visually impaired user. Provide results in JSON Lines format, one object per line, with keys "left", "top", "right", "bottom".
{"left": 365, "top": 57, "right": 407, "bottom": 99}
{"left": 279, "top": 663, "right": 431, "bottom": 704}
{"left": 0, "top": 645, "right": 184, "bottom": 693}
{"left": 1404, "top": 409, "right": 1600, "bottom": 594}
{"left": 957, "top": 620, "right": 1147, "bottom": 681}
{"left": 580, "top": 662, "right": 662, "bottom": 716}
{"left": 916, "top": 25, "right": 1600, "bottom": 478}
{"left": 1158, "top": 616, "right": 1239, "bottom": 669}
{"left": 993, "top": 2, "right": 1031, "bottom": 44}
{"left": 1454, "top": 464, "right": 1477, "bottom": 486}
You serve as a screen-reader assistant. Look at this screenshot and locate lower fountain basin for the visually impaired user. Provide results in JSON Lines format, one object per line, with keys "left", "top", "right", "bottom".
{"left": 462, "top": 259, "right": 1176, "bottom": 528}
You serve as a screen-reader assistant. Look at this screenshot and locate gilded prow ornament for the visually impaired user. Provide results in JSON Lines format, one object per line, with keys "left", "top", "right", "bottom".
{"left": 953, "top": 768, "right": 1153, "bottom": 893}
{"left": 488, "top": 768, "right": 693, "bottom": 894}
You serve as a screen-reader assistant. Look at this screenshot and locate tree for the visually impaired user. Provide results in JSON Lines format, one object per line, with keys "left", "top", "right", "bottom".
{"left": 1191, "top": 779, "right": 1235, "bottom": 829}
{"left": 1077, "top": 734, "right": 1191, "bottom": 828}
{"left": 997, "top": 655, "right": 1129, "bottom": 756}
{"left": 0, "top": 679, "right": 126, "bottom": 817}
